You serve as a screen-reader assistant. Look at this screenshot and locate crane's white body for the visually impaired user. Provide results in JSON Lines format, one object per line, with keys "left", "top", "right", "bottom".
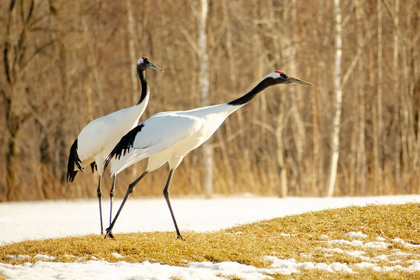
{"left": 111, "top": 102, "right": 241, "bottom": 176}
{"left": 66, "top": 56, "right": 162, "bottom": 234}
{"left": 109, "top": 71, "right": 310, "bottom": 175}
{"left": 77, "top": 95, "right": 149, "bottom": 175}
{"left": 104, "top": 70, "right": 312, "bottom": 239}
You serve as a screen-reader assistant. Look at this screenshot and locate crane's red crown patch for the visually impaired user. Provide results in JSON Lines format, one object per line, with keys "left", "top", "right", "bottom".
{"left": 142, "top": 56, "right": 148, "bottom": 59}
{"left": 275, "top": 70, "right": 284, "bottom": 74}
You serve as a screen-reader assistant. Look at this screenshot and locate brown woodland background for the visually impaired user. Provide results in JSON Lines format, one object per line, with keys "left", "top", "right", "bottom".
{"left": 1, "top": 0, "right": 419, "bottom": 201}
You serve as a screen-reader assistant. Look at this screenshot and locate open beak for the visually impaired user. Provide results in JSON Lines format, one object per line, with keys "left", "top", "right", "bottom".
{"left": 148, "top": 62, "right": 163, "bottom": 72}
{"left": 289, "top": 77, "right": 312, "bottom": 86}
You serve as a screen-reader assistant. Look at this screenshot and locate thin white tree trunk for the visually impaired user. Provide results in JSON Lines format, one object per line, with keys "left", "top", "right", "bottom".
{"left": 326, "top": 0, "right": 342, "bottom": 197}
{"left": 197, "top": 0, "right": 212, "bottom": 198}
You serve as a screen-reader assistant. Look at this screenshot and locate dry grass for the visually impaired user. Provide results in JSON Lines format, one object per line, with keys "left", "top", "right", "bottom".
{"left": 1, "top": 203, "right": 420, "bottom": 279}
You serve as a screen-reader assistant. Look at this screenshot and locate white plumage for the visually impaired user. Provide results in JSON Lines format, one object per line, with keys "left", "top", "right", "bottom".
{"left": 104, "top": 70, "right": 312, "bottom": 239}
{"left": 110, "top": 106, "right": 232, "bottom": 175}
{"left": 66, "top": 56, "right": 162, "bottom": 234}
{"left": 77, "top": 104, "right": 150, "bottom": 173}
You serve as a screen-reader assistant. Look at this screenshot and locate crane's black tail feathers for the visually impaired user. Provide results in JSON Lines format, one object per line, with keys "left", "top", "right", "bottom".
{"left": 67, "top": 139, "right": 83, "bottom": 182}
{"left": 104, "top": 123, "right": 145, "bottom": 171}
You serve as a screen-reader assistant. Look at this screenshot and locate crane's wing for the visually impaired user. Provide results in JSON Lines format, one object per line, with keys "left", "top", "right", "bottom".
{"left": 104, "top": 113, "right": 203, "bottom": 175}
{"left": 76, "top": 107, "right": 142, "bottom": 161}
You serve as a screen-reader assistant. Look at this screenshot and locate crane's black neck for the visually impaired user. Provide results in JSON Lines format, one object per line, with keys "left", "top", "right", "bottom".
{"left": 136, "top": 68, "right": 149, "bottom": 105}
{"left": 227, "top": 78, "right": 274, "bottom": 106}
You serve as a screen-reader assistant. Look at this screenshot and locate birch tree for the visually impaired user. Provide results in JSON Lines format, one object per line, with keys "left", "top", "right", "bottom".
{"left": 188, "top": 0, "right": 212, "bottom": 198}
{"left": 326, "top": 0, "right": 342, "bottom": 197}
{"left": 199, "top": 0, "right": 212, "bottom": 198}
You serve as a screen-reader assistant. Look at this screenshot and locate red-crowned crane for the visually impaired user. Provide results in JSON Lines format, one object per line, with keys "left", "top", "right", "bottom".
{"left": 104, "top": 70, "right": 312, "bottom": 239}
{"left": 66, "top": 56, "right": 162, "bottom": 234}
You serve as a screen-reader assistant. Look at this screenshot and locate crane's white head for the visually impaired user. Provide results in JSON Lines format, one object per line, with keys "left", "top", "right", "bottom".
{"left": 265, "top": 70, "right": 312, "bottom": 86}
{"left": 137, "top": 56, "right": 163, "bottom": 72}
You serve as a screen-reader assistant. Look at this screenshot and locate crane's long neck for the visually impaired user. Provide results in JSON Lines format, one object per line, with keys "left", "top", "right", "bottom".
{"left": 227, "top": 78, "right": 273, "bottom": 106}
{"left": 136, "top": 69, "right": 149, "bottom": 106}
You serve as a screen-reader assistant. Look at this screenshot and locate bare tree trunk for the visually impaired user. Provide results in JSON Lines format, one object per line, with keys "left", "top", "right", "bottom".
{"left": 273, "top": 1, "right": 288, "bottom": 197}
{"left": 375, "top": 0, "right": 384, "bottom": 193}
{"left": 355, "top": 0, "right": 366, "bottom": 195}
{"left": 81, "top": 16, "right": 104, "bottom": 116}
{"left": 326, "top": 0, "right": 343, "bottom": 197}
{"left": 222, "top": 0, "right": 236, "bottom": 92}
{"left": 126, "top": 0, "right": 140, "bottom": 180}
{"left": 288, "top": 2, "right": 305, "bottom": 193}
{"left": 276, "top": 98, "right": 288, "bottom": 197}
{"left": 2, "top": 0, "right": 34, "bottom": 200}
{"left": 189, "top": 0, "right": 212, "bottom": 198}
{"left": 392, "top": 0, "right": 400, "bottom": 191}
{"left": 126, "top": 0, "right": 139, "bottom": 104}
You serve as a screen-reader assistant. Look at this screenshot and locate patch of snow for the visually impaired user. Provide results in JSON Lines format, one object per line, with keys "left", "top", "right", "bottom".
{"left": 34, "top": 254, "right": 56, "bottom": 261}
{"left": 407, "top": 262, "right": 420, "bottom": 272}
{"left": 373, "top": 254, "right": 389, "bottom": 261}
{"left": 404, "top": 243, "right": 420, "bottom": 248}
{"left": 296, "top": 262, "right": 315, "bottom": 270}
{"left": 314, "top": 263, "right": 334, "bottom": 273}
{"left": 353, "top": 262, "right": 376, "bottom": 269}
{"left": 299, "top": 252, "right": 313, "bottom": 258}
{"left": 264, "top": 257, "right": 298, "bottom": 275}
{"left": 324, "top": 239, "right": 364, "bottom": 246}
{"left": 189, "top": 261, "right": 269, "bottom": 280}
{"left": 318, "top": 248, "right": 369, "bottom": 260}
{"left": 110, "top": 253, "right": 124, "bottom": 259}
{"left": 264, "top": 256, "right": 353, "bottom": 274}
{"left": 391, "top": 238, "right": 420, "bottom": 249}
{"left": 331, "top": 262, "right": 353, "bottom": 273}
{"left": 320, "top": 247, "right": 344, "bottom": 254}
{"left": 346, "top": 250, "right": 366, "bottom": 258}
{"left": 345, "top": 231, "right": 367, "bottom": 239}
{"left": 376, "top": 236, "right": 386, "bottom": 241}
{"left": 6, "top": 255, "right": 30, "bottom": 261}
{"left": 0, "top": 260, "right": 271, "bottom": 280}
{"left": 363, "top": 242, "right": 390, "bottom": 250}
{"left": 380, "top": 265, "right": 404, "bottom": 272}
{"left": 392, "top": 238, "right": 405, "bottom": 245}
{"left": 318, "top": 234, "right": 329, "bottom": 240}
{"left": 2, "top": 258, "right": 420, "bottom": 279}
{"left": 393, "top": 251, "right": 410, "bottom": 257}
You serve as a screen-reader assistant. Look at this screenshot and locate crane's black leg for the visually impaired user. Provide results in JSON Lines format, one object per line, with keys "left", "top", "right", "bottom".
{"left": 97, "top": 175, "right": 104, "bottom": 234}
{"left": 163, "top": 169, "right": 184, "bottom": 240}
{"left": 109, "top": 175, "right": 116, "bottom": 226}
{"left": 104, "top": 171, "right": 148, "bottom": 239}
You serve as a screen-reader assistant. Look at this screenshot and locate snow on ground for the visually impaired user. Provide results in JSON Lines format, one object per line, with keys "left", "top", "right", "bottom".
{"left": 2, "top": 195, "right": 420, "bottom": 244}
{"left": 1, "top": 195, "right": 420, "bottom": 279}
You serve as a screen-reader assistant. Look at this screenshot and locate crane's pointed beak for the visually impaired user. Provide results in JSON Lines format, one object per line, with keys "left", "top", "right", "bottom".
{"left": 148, "top": 62, "right": 163, "bottom": 72}
{"left": 289, "top": 77, "right": 312, "bottom": 86}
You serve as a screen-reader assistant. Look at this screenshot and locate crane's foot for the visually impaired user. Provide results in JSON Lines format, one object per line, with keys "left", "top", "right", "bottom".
{"left": 177, "top": 234, "right": 185, "bottom": 241}
{"left": 104, "top": 228, "right": 115, "bottom": 239}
